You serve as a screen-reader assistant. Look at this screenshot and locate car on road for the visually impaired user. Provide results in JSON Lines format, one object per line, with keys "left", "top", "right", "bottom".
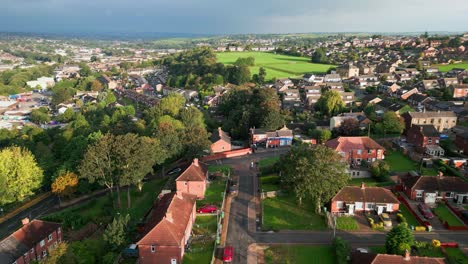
{"left": 197, "top": 204, "right": 217, "bottom": 214}
{"left": 167, "top": 167, "right": 182, "bottom": 175}
{"left": 223, "top": 246, "right": 233, "bottom": 263}
{"left": 380, "top": 213, "right": 392, "bottom": 227}
{"left": 418, "top": 203, "right": 434, "bottom": 219}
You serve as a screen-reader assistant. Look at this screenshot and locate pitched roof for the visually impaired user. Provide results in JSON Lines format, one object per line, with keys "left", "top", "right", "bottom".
{"left": 137, "top": 192, "right": 196, "bottom": 246}
{"left": 325, "top": 137, "right": 384, "bottom": 153}
{"left": 408, "top": 93, "right": 431, "bottom": 103}
{"left": 332, "top": 185, "right": 399, "bottom": 204}
{"left": 0, "top": 220, "right": 61, "bottom": 263}
{"left": 402, "top": 175, "right": 468, "bottom": 193}
{"left": 411, "top": 125, "right": 440, "bottom": 137}
{"left": 406, "top": 111, "right": 456, "bottom": 119}
{"left": 351, "top": 252, "right": 446, "bottom": 264}
{"left": 176, "top": 159, "right": 207, "bottom": 182}
{"left": 211, "top": 127, "right": 231, "bottom": 144}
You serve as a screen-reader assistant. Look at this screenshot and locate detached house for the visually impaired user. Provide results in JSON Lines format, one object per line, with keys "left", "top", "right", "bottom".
{"left": 0, "top": 219, "right": 62, "bottom": 264}
{"left": 176, "top": 159, "right": 207, "bottom": 199}
{"left": 137, "top": 192, "right": 197, "bottom": 264}
{"left": 330, "top": 183, "right": 399, "bottom": 215}
{"left": 401, "top": 174, "right": 468, "bottom": 204}
{"left": 210, "top": 127, "right": 231, "bottom": 153}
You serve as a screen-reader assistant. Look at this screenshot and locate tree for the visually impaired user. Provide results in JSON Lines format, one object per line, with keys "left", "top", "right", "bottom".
{"left": 448, "top": 37, "right": 461, "bottom": 48}
{"left": 316, "top": 90, "right": 344, "bottom": 116}
{"left": 159, "top": 93, "right": 186, "bottom": 116}
{"left": 375, "top": 111, "right": 404, "bottom": 136}
{"left": 416, "top": 61, "right": 423, "bottom": 71}
{"left": 30, "top": 107, "right": 51, "bottom": 124}
{"left": 52, "top": 88, "right": 73, "bottom": 106}
{"left": 78, "top": 62, "right": 91, "bottom": 77}
{"left": 262, "top": 111, "right": 284, "bottom": 131}
{"left": 279, "top": 144, "right": 349, "bottom": 212}
{"left": 258, "top": 67, "right": 267, "bottom": 84}
{"left": 58, "top": 108, "right": 75, "bottom": 123}
{"left": 0, "top": 146, "right": 43, "bottom": 206}
{"left": 320, "top": 129, "right": 332, "bottom": 143}
{"left": 385, "top": 223, "right": 414, "bottom": 255}
{"left": 89, "top": 80, "right": 104, "bottom": 92}
{"left": 103, "top": 214, "right": 130, "bottom": 251}
{"left": 333, "top": 237, "right": 351, "bottom": 264}
{"left": 51, "top": 172, "right": 79, "bottom": 205}
{"left": 369, "top": 160, "right": 390, "bottom": 182}
{"left": 228, "top": 65, "right": 250, "bottom": 85}
{"left": 311, "top": 48, "right": 328, "bottom": 64}
{"left": 337, "top": 118, "right": 360, "bottom": 136}
{"left": 41, "top": 242, "right": 78, "bottom": 264}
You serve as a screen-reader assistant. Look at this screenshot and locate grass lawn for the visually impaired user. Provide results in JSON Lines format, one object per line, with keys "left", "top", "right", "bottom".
{"left": 436, "top": 62, "right": 468, "bottom": 72}
{"left": 464, "top": 205, "right": 468, "bottom": 210}
{"left": 260, "top": 174, "right": 280, "bottom": 192}
{"left": 216, "top": 52, "right": 334, "bottom": 79}
{"left": 199, "top": 177, "right": 227, "bottom": 208}
{"left": 433, "top": 203, "right": 465, "bottom": 227}
{"left": 336, "top": 216, "right": 359, "bottom": 231}
{"left": 385, "top": 150, "right": 438, "bottom": 176}
{"left": 262, "top": 192, "right": 327, "bottom": 231}
{"left": 258, "top": 156, "right": 280, "bottom": 168}
{"left": 43, "top": 178, "right": 168, "bottom": 231}
{"left": 264, "top": 245, "right": 336, "bottom": 264}
{"left": 183, "top": 215, "right": 217, "bottom": 264}
{"left": 445, "top": 247, "right": 468, "bottom": 264}
{"left": 208, "top": 164, "right": 232, "bottom": 175}
{"left": 349, "top": 177, "right": 394, "bottom": 187}
{"left": 399, "top": 203, "right": 421, "bottom": 227}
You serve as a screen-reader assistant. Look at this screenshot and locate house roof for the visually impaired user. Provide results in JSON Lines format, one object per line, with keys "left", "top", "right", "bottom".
{"left": 137, "top": 192, "right": 196, "bottom": 247}
{"left": 351, "top": 252, "right": 445, "bottom": 264}
{"left": 407, "top": 93, "right": 430, "bottom": 103}
{"left": 176, "top": 159, "right": 207, "bottom": 182}
{"left": 406, "top": 111, "right": 456, "bottom": 119}
{"left": 211, "top": 127, "right": 231, "bottom": 144}
{"left": 325, "top": 136, "right": 384, "bottom": 153}
{"left": 402, "top": 175, "right": 468, "bottom": 193}
{"left": 411, "top": 125, "right": 440, "bottom": 137}
{"left": 332, "top": 185, "right": 399, "bottom": 204}
{"left": 0, "top": 220, "right": 61, "bottom": 263}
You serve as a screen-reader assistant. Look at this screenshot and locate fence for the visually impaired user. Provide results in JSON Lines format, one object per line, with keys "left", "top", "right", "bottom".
{"left": 202, "top": 148, "right": 252, "bottom": 162}
{"left": 210, "top": 176, "right": 229, "bottom": 264}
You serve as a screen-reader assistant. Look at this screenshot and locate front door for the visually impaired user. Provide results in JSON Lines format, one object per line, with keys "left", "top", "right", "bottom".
{"left": 425, "top": 193, "right": 436, "bottom": 204}
{"left": 377, "top": 206, "right": 384, "bottom": 215}
{"left": 347, "top": 204, "right": 355, "bottom": 215}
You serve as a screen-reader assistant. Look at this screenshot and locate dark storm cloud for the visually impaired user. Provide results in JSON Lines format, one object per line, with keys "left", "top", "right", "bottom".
{"left": 2, "top": 0, "right": 467, "bottom": 34}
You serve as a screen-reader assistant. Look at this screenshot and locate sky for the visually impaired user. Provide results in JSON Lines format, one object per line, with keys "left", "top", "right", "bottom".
{"left": 2, "top": 0, "right": 468, "bottom": 35}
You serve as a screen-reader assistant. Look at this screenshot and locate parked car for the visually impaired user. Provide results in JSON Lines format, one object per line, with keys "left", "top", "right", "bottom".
{"left": 461, "top": 210, "right": 468, "bottom": 221}
{"left": 223, "top": 246, "right": 233, "bottom": 263}
{"left": 167, "top": 167, "right": 182, "bottom": 175}
{"left": 197, "top": 204, "right": 217, "bottom": 214}
{"left": 418, "top": 203, "right": 434, "bottom": 219}
{"left": 380, "top": 213, "right": 392, "bottom": 227}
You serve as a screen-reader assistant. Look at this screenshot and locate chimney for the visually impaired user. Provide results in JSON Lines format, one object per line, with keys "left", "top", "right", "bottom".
{"left": 404, "top": 250, "right": 411, "bottom": 261}
{"left": 360, "top": 182, "right": 365, "bottom": 189}
{"left": 193, "top": 158, "right": 199, "bottom": 167}
{"left": 22, "top": 218, "right": 30, "bottom": 226}
{"left": 165, "top": 211, "right": 173, "bottom": 223}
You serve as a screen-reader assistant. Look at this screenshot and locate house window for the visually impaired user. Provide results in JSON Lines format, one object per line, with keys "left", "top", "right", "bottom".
{"left": 356, "top": 171, "right": 360, "bottom": 176}
{"left": 428, "top": 138, "right": 432, "bottom": 143}
{"left": 416, "top": 190, "right": 423, "bottom": 198}
{"left": 40, "top": 240, "right": 45, "bottom": 247}
{"left": 445, "top": 192, "right": 453, "bottom": 198}
{"left": 42, "top": 250, "right": 47, "bottom": 257}
{"left": 151, "top": 245, "right": 156, "bottom": 253}
{"left": 357, "top": 150, "right": 362, "bottom": 155}
{"left": 171, "top": 259, "right": 177, "bottom": 264}
{"left": 48, "top": 234, "right": 53, "bottom": 241}
{"left": 336, "top": 201, "right": 344, "bottom": 209}
{"left": 54, "top": 241, "right": 58, "bottom": 246}
{"left": 368, "top": 149, "right": 372, "bottom": 154}
{"left": 366, "top": 203, "right": 375, "bottom": 210}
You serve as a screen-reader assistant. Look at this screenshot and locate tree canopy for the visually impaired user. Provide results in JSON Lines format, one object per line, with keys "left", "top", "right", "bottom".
{"left": 385, "top": 223, "right": 414, "bottom": 255}
{"left": 316, "top": 90, "right": 345, "bottom": 116}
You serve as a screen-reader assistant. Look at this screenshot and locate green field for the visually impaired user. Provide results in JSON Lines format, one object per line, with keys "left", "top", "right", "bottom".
{"left": 264, "top": 245, "right": 336, "bottom": 264}
{"left": 436, "top": 62, "right": 468, "bottom": 72}
{"left": 216, "top": 52, "right": 335, "bottom": 79}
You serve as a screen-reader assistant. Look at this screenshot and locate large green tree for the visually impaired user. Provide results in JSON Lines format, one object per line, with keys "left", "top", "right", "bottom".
{"left": 0, "top": 146, "right": 44, "bottom": 206}
{"left": 316, "top": 90, "right": 344, "bottom": 116}
{"left": 385, "top": 223, "right": 414, "bottom": 255}
{"left": 311, "top": 48, "right": 329, "bottom": 64}
{"left": 375, "top": 111, "right": 404, "bottom": 136}
{"left": 279, "top": 144, "right": 349, "bottom": 212}
{"left": 103, "top": 214, "right": 130, "bottom": 251}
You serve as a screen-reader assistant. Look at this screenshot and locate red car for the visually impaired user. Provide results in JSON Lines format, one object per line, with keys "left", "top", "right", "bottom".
{"left": 223, "top": 246, "right": 233, "bottom": 262}
{"left": 418, "top": 203, "right": 434, "bottom": 219}
{"left": 197, "top": 204, "right": 217, "bottom": 214}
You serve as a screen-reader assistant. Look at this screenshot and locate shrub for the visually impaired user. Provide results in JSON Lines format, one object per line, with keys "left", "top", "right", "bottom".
{"left": 415, "top": 226, "right": 426, "bottom": 232}
{"left": 432, "top": 239, "right": 441, "bottom": 248}
{"left": 333, "top": 236, "right": 350, "bottom": 264}
{"left": 396, "top": 213, "right": 407, "bottom": 223}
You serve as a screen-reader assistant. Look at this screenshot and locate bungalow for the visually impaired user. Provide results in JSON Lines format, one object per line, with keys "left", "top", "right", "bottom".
{"left": 137, "top": 192, "right": 197, "bottom": 264}
{"left": 0, "top": 219, "right": 62, "bottom": 264}
{"left": 324, "top": 73, "right": 342, "bottom": 83}
{"left": 210, "top": 127, "right": 232, "bottom": 153}
{"left": 401, "top": 174, "right": 468, "bottom": 204}
{"left": 330, "top": 183, "right": 399, "bottom": 215}
{"left": 351, "top": 251, "right": 445, "bottom": 264}
{"left": 175, "top": 159, "right": 207, "bottom": 199}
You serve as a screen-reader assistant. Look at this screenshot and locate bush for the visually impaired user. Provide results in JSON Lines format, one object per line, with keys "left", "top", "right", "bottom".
{"left": 333, "top": 236, "right": 350, "bottom": 264}
{"left": 396, "top": 213, "right": 407, "bottom": 223}
{"left": 415, "top": 226, "right": 426, "bottom": 232}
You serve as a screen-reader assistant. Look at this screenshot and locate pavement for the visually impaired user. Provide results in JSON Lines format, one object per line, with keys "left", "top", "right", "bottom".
{"left": 210, "top": 147, "right": 468, "bottom": 264}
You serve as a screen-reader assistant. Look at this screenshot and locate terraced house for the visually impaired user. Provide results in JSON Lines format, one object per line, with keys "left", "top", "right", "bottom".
{"left": 402, "top": 111, "right": 457, "bottom": 133}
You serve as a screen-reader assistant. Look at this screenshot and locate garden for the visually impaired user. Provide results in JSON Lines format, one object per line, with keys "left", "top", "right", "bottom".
{"left": 264, "top": 245, "right": 336, "bottom": 264}
{"left": 199, "top": 176, "right": 227, "bottom": 209}
{"left": 262, "top": 191, "right": 327, "bottom": 231}
{"left": 335, "top": 216, "right": 359, "bottom": 231}
{"left": 385, "top": 150, "right": 438, "bottom": 176}
{"left": 397, "top": 203, "right": 421, "bottom": 227}
{"left": 433, "top": 203, "right": 465, "bottom": 227}
{"left": 183, "top": 215, "right": 218, "bottom": 264}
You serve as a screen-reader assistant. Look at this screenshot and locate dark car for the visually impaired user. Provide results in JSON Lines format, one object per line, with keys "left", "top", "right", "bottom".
{"left": 167, "top": 167, "right": 182, "bottom": 175}
{"left": 418, "top": 203, "right": 434, "bottom": 219}
{"left": 461, "top": 210, "right": 468, "bottom": 221}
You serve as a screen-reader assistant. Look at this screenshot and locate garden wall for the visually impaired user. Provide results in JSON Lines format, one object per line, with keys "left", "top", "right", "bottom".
{"left": 397, "top": 195, "right": 428, "bottom": 227}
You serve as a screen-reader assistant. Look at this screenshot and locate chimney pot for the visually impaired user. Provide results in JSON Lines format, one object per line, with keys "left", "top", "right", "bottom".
{"left": 193, "top": 158, "right": 199, "bottom": 167}
{"left": 22, "top": 218, "right": 30, "bottom": 225}
{"left": 404, "top": 250, "right": 411, "bottom": 261}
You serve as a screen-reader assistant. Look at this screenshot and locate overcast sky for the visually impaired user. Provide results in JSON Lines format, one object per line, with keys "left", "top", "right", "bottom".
{"left": 2, "top": 0, "right": 468, "bottom": 34}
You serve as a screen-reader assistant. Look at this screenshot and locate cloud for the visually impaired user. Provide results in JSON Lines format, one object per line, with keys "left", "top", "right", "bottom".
{"left": 1, "top": 0, "right": 467, "bottom": 34}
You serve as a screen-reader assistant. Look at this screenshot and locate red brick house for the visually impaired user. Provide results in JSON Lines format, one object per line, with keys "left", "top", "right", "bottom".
{"left": 137, "top": 192, "right": 197, "bottom": 264}
{"left": 330, "top": 183, "right": 399, "bottom": 215}
{"left": 351, "top": 251, "right": 445, "bottom": 264}
{"left": 406, "top": 125, "right": 444, "bottom": 156}
{"left": 451, "top": 84, "right": 468, "bottom": 98}
{"left": 455, "top": 132, "right": 468, "bottom": 154}
{"left": 176, "top": 159, "right": 207, "bottom": 199}
{"left": 325, "top": 136, "right": 385, "bottom": 166}
{"left": 210, "top": 127, "right": 232, "bottom": 153}
{"left": 0, "top": 219, "right": 62, "bottom": 264}
{"left": 400, "top": 174, "right": 468, "bottom": 204}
